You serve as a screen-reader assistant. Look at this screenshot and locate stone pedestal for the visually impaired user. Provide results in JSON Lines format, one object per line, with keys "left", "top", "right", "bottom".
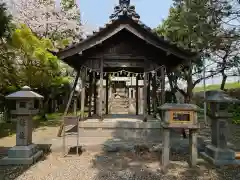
{"left": 162, "top": 127, "right": 199, "bottom": 171}
{"left": 189, "top": 129, "right": 198, "bottom": 167}
{"left": 16, "top": 116, "right": 32, "bottom": 146}
{"left": 162, "top": 128, "right": 170, "bottom": 170}
{"left": 0, "top": 144, "right": 43, "bottom": 165}
{"left": 0, "top": 116, "right": 43, "bottom": 165}
{"left": 200, "top": 119, "right": 236, "bottom": 166}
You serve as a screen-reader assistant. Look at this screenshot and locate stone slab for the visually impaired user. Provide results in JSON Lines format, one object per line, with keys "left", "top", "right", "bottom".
{"left": 0, "top": 150, "right": 43, "bottom": 165}
{"left": 79, "top": 120, "right": 161, "bottom": 129}
{"left": 197, "top": 137, "right": 235, "bottom": 152}
{"left": 204, "top": 144, "right": 235, "bottom": 160}
{"left": 200, "top": 144, "right": 237, "bottom": 166}
{"left": 7, "top": 144, "right": 38, "bottom": 158}
{"left": 200, "top": 151, "right": 240, "bottom": 166}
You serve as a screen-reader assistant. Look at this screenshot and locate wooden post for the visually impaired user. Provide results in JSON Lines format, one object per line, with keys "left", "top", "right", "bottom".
{"left": 105, "top": 73, "right": 109, "bottom": 114}
{"left": 73, "top": 98, "right": 77, "bottom": 115}
{"left": 88, "top": 72, "right": 93, "bottom": 117}
{"left": 93, "top": 72, "right": 97, "bottom": 115}
{"left": 152, "top": 73, "right": 157, "bottom": 118}
{"left": 135, "top": 75, "right": 139, "bottom": 115}
{"left": 99, "top": 57, "right": 104, "bottom": 120}
{"left": 57, "top": 69, "right": 80, "bottom": 137}
{"left": 147, "top": 73, "right": 151, "bottom": 115}
{"left": 80, "top": 69, "right": 86, "bottom": 120}
{"left": 143, "top": 71, "right": 148, "bottom": 121}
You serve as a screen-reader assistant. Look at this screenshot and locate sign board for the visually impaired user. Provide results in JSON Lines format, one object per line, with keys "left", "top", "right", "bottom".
{"left": 64, "top": 116, "right": 79, "bottom": 126}
{"left": 111, "top": 77, "right": 131, "bottom": 81}
{"left": 169, "top": 111, "right": 193, "bottom": 124}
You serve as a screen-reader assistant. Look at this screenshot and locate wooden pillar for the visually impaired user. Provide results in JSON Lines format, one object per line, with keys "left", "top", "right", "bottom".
{"left": 143, "top": 71, "right": 148, "bottom": 121}
{"left": 161, "top": 66, "right": 166, "bottom": 105}
{"left": 152, "top": 73, "right": 157, "bottom": 118}
{"left": 147, "top": 73, "right": 151, "bottom": 115}
{"left": 88, "top": 72, "right": 93, "bottom": 117}
{"left": 99, "top": 57, "right": 104, "bottom": 120}
{"left": 73, "top": 98, "right": 77, "bottom": 115}
{"left": 135, "top": 75, "right": 139, "bottom": 115}
{"left": 93, "top": 73, "right": 97, "bottom": 115}
{"left": 105, "top": 73, "right": 109, "bottom": 114}
{"left": 80, "top": 69, "right": 86, "bottom": 120}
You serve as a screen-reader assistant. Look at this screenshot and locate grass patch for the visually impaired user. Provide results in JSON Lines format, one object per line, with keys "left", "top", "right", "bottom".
{"left": 0, "top": 109, "right": 89, "bottom": 139}
{"left": 33, "top": 113, "right": 63, "bottom": 127}
{"left": 194, "top": 82, "right": 240, "bottom": 92}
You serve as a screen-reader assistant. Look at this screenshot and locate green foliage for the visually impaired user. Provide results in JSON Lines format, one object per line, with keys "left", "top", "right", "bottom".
{"left": 51, "top": 76, "right": 72, "bottom": 86}
{"left": 228, "top": 104, "right": 240, "bottom": 125}
{"left": 0, "top": 3, "right": 18, "bottom": 94}
{"left": 11, "top": 24, "right": 57, "bottom": 63}
{"left": 10, "top": 24, "right": 60, "bottom": 88}
{"left": 156, "top": 0, "right": 219, "bottom": 51}
{"left": 61, "top": 0, "right": 76, "bottom": 10}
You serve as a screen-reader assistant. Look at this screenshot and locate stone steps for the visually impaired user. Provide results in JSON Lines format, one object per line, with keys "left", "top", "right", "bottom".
{"left": 109, "top": 96, "right": 129, "bottom": 114}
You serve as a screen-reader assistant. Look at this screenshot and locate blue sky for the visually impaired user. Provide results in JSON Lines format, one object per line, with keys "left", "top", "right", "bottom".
{"left": 78, "top": 0, "right": 173, "bottom": 29}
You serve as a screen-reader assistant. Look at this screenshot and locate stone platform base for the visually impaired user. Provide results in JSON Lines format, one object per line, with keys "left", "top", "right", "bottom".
{"left": 0, "top": 150, "right": 43, "bottom": 165}
{"left": 0, "top": 144, "right": 43, "bottom": 165}
{"left": 76, "top": 119, "right": 161, "bottom": 141}
{"left": 200, "top": 144, "right": 238, "bottom": 166}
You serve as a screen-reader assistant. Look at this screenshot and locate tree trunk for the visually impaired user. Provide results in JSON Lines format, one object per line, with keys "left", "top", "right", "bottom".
{"left": 220, "top": 72, "right": 227, "bottom": 90}
{"left": 185, "top": 64, "right": 194, "bottom": 103}
{"left": 183, "top": 64, "right": 194, "bottom": 138}
{"left": 166, "top": 72, "right": 177, "bottom": 103}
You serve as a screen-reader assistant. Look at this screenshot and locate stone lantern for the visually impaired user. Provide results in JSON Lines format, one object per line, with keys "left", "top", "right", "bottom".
{"left": 0, "top": 86, "right": 44, "bottom": 165}
{"left": 201, "top": 90, "right": 240, "bottom": 166}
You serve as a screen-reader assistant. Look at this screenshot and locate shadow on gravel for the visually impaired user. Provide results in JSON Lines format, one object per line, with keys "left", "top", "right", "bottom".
{"left": 0, "top": 144, "right": 52, "bottom": 180}
{"left": 90, "top": 121, "right": 239, "bottom": 180}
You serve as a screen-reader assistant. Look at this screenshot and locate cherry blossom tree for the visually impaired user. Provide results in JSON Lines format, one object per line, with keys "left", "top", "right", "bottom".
{"left": 9, "top": 0, "right": 82, "bottom": 46}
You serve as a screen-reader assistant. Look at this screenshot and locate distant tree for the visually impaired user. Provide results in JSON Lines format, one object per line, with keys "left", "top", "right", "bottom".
{"left": 0, "top": 2, "right": 18, "bottom": 94}
{"left": 209, "top": 28, "right": 240, "bottom": 90}
{"left": 156, "top": 0, "right": 236, "bottom": 102}
{"left": 0, "top": 2, "right": 12, "bottom": 38}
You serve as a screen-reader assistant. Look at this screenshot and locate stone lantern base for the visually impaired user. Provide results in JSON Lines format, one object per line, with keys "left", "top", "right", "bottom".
{"left": 0, "top": 144, "right": 43, "bottom": 165}
{"left": 200, "top": 144, "right": 239, "bottom": 166}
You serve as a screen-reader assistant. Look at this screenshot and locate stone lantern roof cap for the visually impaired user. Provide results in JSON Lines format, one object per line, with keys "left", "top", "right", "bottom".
{"left": 205, "top": 90, "right": 240, "bottom": 103}
{"left": 159, "top": 103, "right": 200, "bottom": 111}
{"left": 5, "top": 86, "right": 44, "bottom": 100}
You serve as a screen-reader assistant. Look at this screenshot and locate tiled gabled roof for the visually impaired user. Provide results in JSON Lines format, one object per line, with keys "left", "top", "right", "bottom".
{"left": 56, "top": 2, "right": 198, "bottom": 60}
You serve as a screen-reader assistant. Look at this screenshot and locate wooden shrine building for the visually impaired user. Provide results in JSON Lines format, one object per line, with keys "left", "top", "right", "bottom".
{"left": 56, "top": 0, "right": 198, "bottom": 124}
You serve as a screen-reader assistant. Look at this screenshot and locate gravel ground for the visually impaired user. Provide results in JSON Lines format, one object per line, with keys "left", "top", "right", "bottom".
{"left": 1, "top": 149, "right": 240, "bottom": 180}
